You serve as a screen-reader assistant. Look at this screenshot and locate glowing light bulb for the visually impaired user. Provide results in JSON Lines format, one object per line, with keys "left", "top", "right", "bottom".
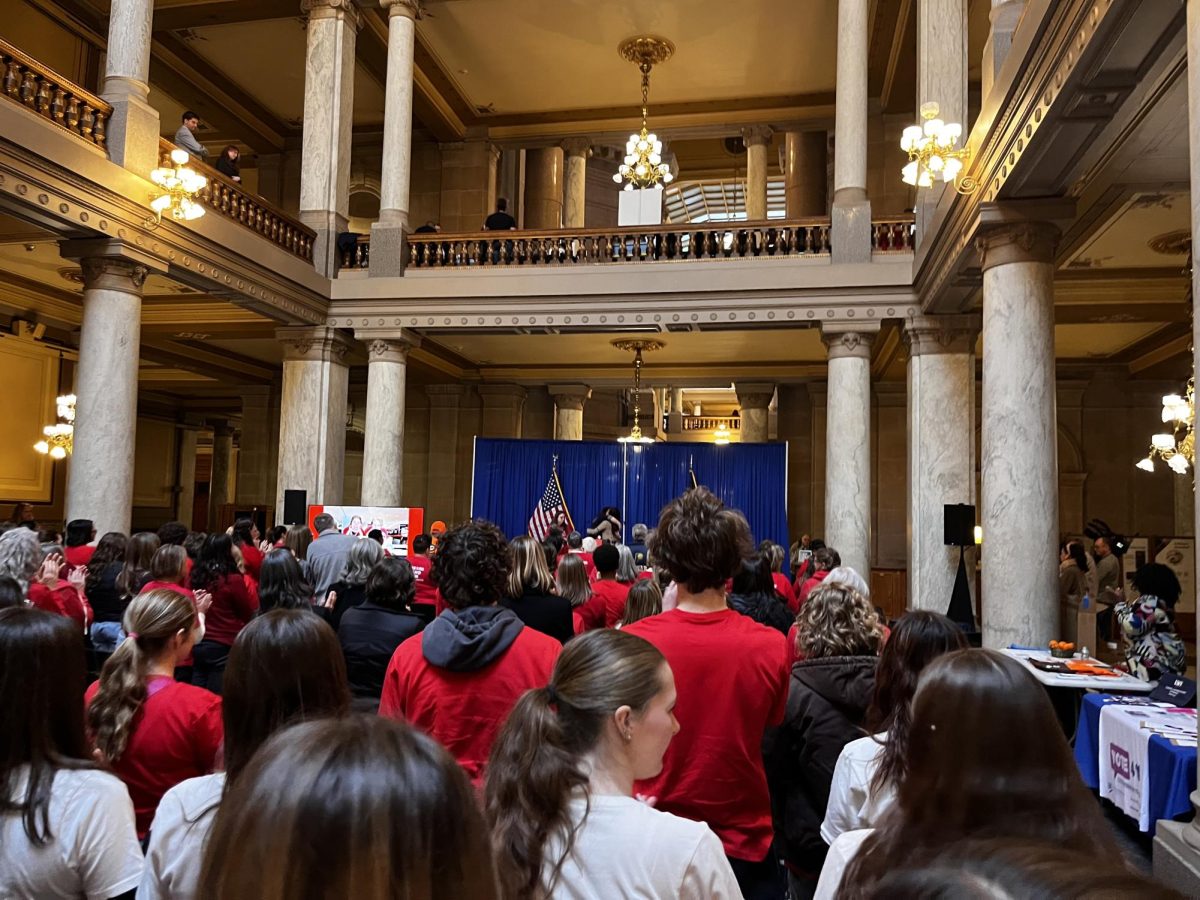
{"left": 1136, "top": 457, "right": 1155, "bottom": 472}
{"left": 902, "top": 161, "right": 918, "bottom": 185}
{"left": 33, "top": 440, "right": 49, "bottom": 454}
{"left": 1152, "top": 433, "right": 1176, "bottom": 452}
{"left": 1169, "top": 454, "right": 1190, "bottom": 474}
{"left": 170, "top": 148, "right": 189, "bottom": 165}
{"left": 49, "top": 445, "right": 66, "bottom": 460}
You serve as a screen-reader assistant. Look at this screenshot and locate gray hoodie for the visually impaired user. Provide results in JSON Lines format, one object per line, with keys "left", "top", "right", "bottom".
{"left": 421, "top": 605, "right": 525, "bottom": 672}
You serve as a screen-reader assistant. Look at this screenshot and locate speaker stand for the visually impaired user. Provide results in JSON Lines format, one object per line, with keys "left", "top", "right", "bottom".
{"left": 946, "top": 544, "right": 976, "bottom": 630}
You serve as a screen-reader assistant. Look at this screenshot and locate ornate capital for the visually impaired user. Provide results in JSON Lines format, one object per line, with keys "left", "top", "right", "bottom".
{"left": 301, "top": 0, "right": 360, "bottom": 26}
{"left": 975, "top": 221, "right": 1060, "bottom": 272}
{"left": 561, "top": 137, "right": 593, "bottom": 159}
{"left": 735, "top": 382, "right": 775, "bottom": 411}
{"left": 276, "top": 326, "right": 354, "bottom": 364}
{"left": 549, "top": 384, "right": 592, "bottom": 411}
{"left": 79, "top": 257, "right": 149, "bottom": 293}
{"left": 742, "top": 125, "right": 774, "bottom": 147}
{"left": 903, "top": 314, "right": 981, "bottom": 357}
{"left": 821, "top": 329, "right": 875, "bottom": 361}
{"left": 379, "top": 0, "right": 418, "bottom": 19}
{"left": 365, "top": 338, "right": 413, "bottom": 363}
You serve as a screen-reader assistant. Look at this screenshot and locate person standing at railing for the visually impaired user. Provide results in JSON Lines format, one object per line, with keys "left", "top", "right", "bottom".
{"left": 483, "top": 197, "right": 517, "bottom": 231}
{"left": 215, "top": 145, "right": 241, "bottom": 183}
{"left": 173, "top": 111, "right": 209, "bottom": 162}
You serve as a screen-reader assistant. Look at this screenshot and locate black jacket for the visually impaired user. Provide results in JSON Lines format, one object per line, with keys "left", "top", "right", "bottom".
{"left": 764, "top": 655, "right": 877, "bottom": 874}
{"left": 728, "top": 591, "right": 793, "bottom": 635}
{"left": 337, "top": 602, "right": 424, "bottom": 702}
{"left": 502, "top": 589, "right": 574, "bottom": 644}
{"left": 326, "top": 580, "right": 368, "bottom": 630}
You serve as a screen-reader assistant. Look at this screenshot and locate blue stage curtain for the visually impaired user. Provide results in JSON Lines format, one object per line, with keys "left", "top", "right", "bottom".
{"left": 471, "top": 438, "right": 624, "bottom": 540}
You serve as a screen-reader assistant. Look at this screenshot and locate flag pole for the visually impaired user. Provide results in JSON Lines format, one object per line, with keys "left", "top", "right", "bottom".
{"left": 553, "top": 454, "right": 574, "bottom": 531}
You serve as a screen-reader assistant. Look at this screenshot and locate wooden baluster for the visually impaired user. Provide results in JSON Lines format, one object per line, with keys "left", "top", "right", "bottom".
{"left": 3, "top": 60, "right": 19, "bottom": 97}
{"left": 79, "top": 104, "right": 94, "bottom": 140}
{"left": 50, "top": 87, "right": 65, "bottom": 122}
{"left": 19, "top": 70, "right": 36, "bottom": 105}
{"left": 92, "top": 110, "right": 106, "bottom": 147}
{"left": 65, "top": 96, "right": 79, "bottom": 131}
{"left": 821, "top": 225, "right": 831, "bottom": 253}
{"left": 35, "top": 78, "right": 50, "bottom": 115}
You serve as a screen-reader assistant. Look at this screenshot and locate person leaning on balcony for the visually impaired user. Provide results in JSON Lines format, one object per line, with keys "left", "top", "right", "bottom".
{"left": 215, "top": 145, "right": 241, "bottom": 182}
{"left": 483, "top": 197, "right": 517, "bottom": 230}
{"left": 174, "top": 111, "right": 209, "bottom": 162}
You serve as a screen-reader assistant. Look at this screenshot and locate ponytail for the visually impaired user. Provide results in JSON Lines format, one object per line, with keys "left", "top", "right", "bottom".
{"left": 86, "top": 588, "right": 196, "bottom": 761}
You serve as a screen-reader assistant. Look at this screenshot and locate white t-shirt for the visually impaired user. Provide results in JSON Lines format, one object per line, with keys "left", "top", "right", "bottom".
{"left": 814, "top": 828, "right": 872, "bottom": 900}
{"left": 820, "top": 733, "right": 895, "bottom": 845}
{"left": 0, "top": 766, "right": 144, "bottom": 900}
{"left": 544, "top": 794, "right": 743, "bottom": 899}
{"left": 137, "top": 773, "right": 225, "bottom": 900}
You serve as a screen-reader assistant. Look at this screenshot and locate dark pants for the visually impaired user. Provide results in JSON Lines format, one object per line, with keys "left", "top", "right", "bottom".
{"left": 786, "top": 870, "right": 817, "bottom": 900}
{"left": 728, "top": 850, "right": 786, "bottom": 900}
{"left": 191, "top": 640, "right": 231, "bottom": 695}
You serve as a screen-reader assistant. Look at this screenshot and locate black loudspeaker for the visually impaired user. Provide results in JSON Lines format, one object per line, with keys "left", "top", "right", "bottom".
{"left": 282, "top": 490, "right": 307, "bottom": 526}
{"left": 944, "top": 503, "right": 976, "bottom": 547}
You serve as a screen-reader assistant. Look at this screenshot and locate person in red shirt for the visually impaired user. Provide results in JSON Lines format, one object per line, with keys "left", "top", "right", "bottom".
{"left": 63, "top": 518, "right": 96, "bottom": 569}
{"left": 406, "top": 532, "right": 439, "bottom": 608}
{"left": 232, "top": 518, "right": 264, "bottom": 582}
{"left": 0, "top": 529, "right": 91, "bottom": 629}
{"left": 591, "top": 543, "right": 631, "bottom": 629}
{"left": 624, "top": 487, "right": 789, "bottom": 900}
{"left": 797, "top": 546, "right": 839, "bottom": 607}
{"left": 85, "top": 587, "right": 222, "bottom": 838}
{"left": 555, "top": 553, "right": 600, "bottom": 633}
{"left": 379, "top": 519, "right": 560, "bottom": 784}
{"left": 565, "top": 532, "right": 597, "bottom": 580}
{"left": 759, "top": 540, "right": 799, "bottom": 613}
{"left": 188, "top": 534, "right": 257, "bottom": 694}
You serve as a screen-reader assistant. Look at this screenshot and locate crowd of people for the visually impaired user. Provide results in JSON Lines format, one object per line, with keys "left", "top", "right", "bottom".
{"left": 0, "top": 491, "right": 1185, "bottom": 899}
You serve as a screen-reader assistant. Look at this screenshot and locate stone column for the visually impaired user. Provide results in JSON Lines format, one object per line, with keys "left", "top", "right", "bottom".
{"left": 1175, "top": 475, "right": 1196, "bottom": 537}
{"left": 100, "top": 0, "right": 159, "bottom": 175}
{"left": 822, "top": 327, "right": 875, "bottom": 579}
{"left": 1154, "top": 3, "right": 1200, "bottom": 887}
{"left": 832, "top": 0, "right": 871, "bottom": 263}
{"left": 479, "top": 384, "right": 528, "bottom": 437}
{"left": 975, "top": 223, "right": 1060, "bottom": 649}
{"left": 917, "top": 0, "right": 969, "bottom": 235}
{"left": 425, "top": 385, "right": 463, "bottom": 521}
{"left": 904, "top": 315, "right": 980, "bottom": 613}
{"left": 275, "top": 326, "right": 353, "bottom": 513}
{"left": 175, "top": 417, "right": 202, "bottom": 529}
{"left": 735, "top": 382, "right": 775, "bottom": 443}
{"left": 550, "top": 384, "right": 591, "bottom": 441}
{"left": 669, "top": 387, "right": 684, "bottom": 435}
{"left": 208, "top": 421, "right": 234, "bottom": 529}
{"left": 360, "top": 335, "right": 418, "bottom": 506}
{"left": 236, "top": 385, "right": 277, "bottom": 508}
{"left": 742, "top": 126, "right": 773, "bottom": 222}
{"left": 370, "top": 0, "right": 419, "bottom": 277}
{"left": 981, "top": 0, "right": 1027, "bottom": 101}
{"left": 524, "top": 147, "right": 565, "bottom": 229}
{"left": 299, "top": 0, "right": 359, "bottom": 277}
{"left": 562, "top": 138, "right": 591, "bottom": 228}
{"left": 784, "top": 130, "right": 828, "bottom": 218}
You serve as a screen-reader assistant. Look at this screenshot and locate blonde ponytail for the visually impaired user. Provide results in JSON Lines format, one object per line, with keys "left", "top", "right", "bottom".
{"left": 87, "top": 588, "right": 196, "bottom": 761}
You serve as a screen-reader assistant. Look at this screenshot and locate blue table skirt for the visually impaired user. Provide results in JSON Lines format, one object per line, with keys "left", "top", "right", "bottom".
{"left": 1075, "top": 693, "right": 1196, "bottom": 833}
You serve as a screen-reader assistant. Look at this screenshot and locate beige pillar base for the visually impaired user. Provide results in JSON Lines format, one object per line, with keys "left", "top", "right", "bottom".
{"left": 832, "top": 191, "right": 872, "bottom": 264}
{"left": 302, "top": 210, "right": 350, "bottom": 278}
{"left": 103, "top": 90, "right": 160, "bottom": 177}
{"left": 369, "top": 219, "right": 408, "bottom": 277}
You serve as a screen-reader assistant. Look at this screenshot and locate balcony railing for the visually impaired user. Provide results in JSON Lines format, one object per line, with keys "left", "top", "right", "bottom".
{"left": 681, "top": 416, "right": 741, "bottom": 432}
{"left": 157, "top": 140, "right": 315, "bottom": 263}
{"left": 0, "top": 38, "right": 110, "bottom": 149}
{"left": 872, "top": 218, "right": 916, "bottom": 252}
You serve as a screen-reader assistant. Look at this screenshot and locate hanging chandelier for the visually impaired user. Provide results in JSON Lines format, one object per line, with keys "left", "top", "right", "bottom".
{"left": 612, "top": 339, "right": 663, "bottom": 445}
{"left": 1137, "top": 380, "right": 1195, "bottom": 475}
{"left": 900, "top": 102, "right": 976, "bottom": 193}
{"left": 34, "top": 393, "right": 76, "bottom": 460}
{"left": 613, "top": 36, "right": 675, "bottom": 192}
{"left": 714, "top": 422, "right": 731, "bottom": 445}
{"left": 147, "top": 148, "right": 207, "bottom": 227}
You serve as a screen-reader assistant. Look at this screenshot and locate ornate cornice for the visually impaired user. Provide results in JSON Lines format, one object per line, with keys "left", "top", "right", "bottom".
{"left": 975, "top": 222, "right": 1060, "bottom": 271}
{"left": 903, "top": 314, "right": 981, "bottom": 357}
{"left": 276, "top": 326, "right": 354, "bottom": 364}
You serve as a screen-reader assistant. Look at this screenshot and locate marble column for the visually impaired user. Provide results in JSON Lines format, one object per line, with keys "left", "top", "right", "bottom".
{"left": 669, "top": 387, "right": 684, "bottom": 435}
{"left": 235, "top": 385, "right": 277, "bottom": 508}
{"left": 917, "top": 0, "right": 969, "bottom": 236}
{"left": 822, "top": 327, "right": 875, "bottom": 579}
{"left": 550, "top": 384, "right": 591, "bottom": 440}
{"left": 100, "top": 0, "right": 159, "bottom": 175}
{"left": 784, "top": 130, "right": 828, "bottom": 218}
{"left": 904, "top": 315, "right": 979, "bottom": 613}
{"left": 562, "top": 138, "right": 591, "bottom": 228}
{"left": 524, "top": 147, "right": 565, "bottom": 229}
{"left": 479, "top": 384, "right": 528, "bottom": 437}
{"left": 359, "top": 335, "right": 418, "bottom": 506}
{"left": 742, "top": 126, "right": 773, "bottom": 222}
{"left": 299, "top": 0, "right": 359, "bottom": 277}
{"left": 175, "top": 419, "right": 200, "bottom": 528}
{"left": 425, "top": 385, "right": 463, "bottom": 522}
{"left": 1175, "top": 475, "right": 1195, "bottom": 537}
{"left": 208, "top": 421, "right": 234, "bottom": 529}
{"left": 370, "top": 0, "right": 419, "bottom": 277}
{"left": 275, "top": 326, "right": 353, "bottom": 514}
{"left": 975, "top": 223, "right": 1060, "bottom": 649}
{"left": 981, "top": 0, "right": 1027, "bottom": 102}
{"left": 1154, "top": 2, "right": 1200, "bottom": 886}
{"left": 735, "top": 382, "right": 775, "bottom": 443}
{"left": 832, "top": 0, "right": 872, "bottom": 263}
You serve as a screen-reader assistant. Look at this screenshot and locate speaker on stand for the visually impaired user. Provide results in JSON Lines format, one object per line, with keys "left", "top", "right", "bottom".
{"left": 282, "top": 490, "right": 308, "bottom": 526}
{"left": 944, "top": 503, "right": 977, "bottom": 632}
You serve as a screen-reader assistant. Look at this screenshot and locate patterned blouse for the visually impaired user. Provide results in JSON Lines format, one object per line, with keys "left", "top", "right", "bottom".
{"left": 1115, "top": 593, "right": 1185, "bottom": 682}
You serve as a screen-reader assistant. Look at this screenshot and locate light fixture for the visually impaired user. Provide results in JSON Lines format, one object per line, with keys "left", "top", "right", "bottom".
{"left": 714, "top": 422, "right": 731, "bottom": 445}
{"left": 1136, "top": 379, "right": 1194, "bottom": 475}
{"left": 973, "top": 525, "right": 983, "bottom": 545}
{"left": 34, "top": 393, "right": 75, "bottom": 460}
{"left": 613, "top": 36, "right": 675, "bottom": 192}
{"left": 900, "top": 102, "right": 976, "bottom": 194}
{"left": 147, "top": 148, "right": 207, "bottom": 227}
{"left": 612, "top": 338, "right": 664, "bottom": 446}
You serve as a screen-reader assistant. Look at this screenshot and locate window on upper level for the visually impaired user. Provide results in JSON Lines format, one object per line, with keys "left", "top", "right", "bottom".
{"left": 663, "top": 176, "right": 788, "bottom": 224}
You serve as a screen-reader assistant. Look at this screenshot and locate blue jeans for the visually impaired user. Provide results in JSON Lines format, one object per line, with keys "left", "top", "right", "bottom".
{"left": 90, "top": 621, "right": 125, "bottom": 653}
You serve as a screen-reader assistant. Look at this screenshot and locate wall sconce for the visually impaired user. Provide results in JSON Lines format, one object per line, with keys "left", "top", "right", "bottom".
{"left": 147, "top": 149, "right": 207, "bottom": 227}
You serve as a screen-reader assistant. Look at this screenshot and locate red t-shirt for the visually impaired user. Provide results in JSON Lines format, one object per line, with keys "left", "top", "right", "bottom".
{"left": 592, "top": 579, "right": 632, "bottom": 628}
{"left": 196, "top": 573, "right": 256, "bottom": 646}
{"left": 573, "top": 590, "right": 607, "bottom": 633}
{"left": 773, "top": 573, "right": 799, "bottom": 613}
{"left": 237, "top": 542, "right": 264, "bottom": 581}
{"left": 569, "top": 550, "right": 597, "bottom": 580}
{"left": 797, "top": 569, "right": 830, "bottom": 606}
{"left": 28, "top": 582, "right": 92, "bottom": 629}
{"left": 407, "top": 554, "right": 439, "bottom": 606}
{"left": 378, "top": 627, "right": 560, "bottom": 784}
{"left": 625, "top": 608, "right": 789, "bottom": 862}
{"left": 84, "top": 676, "right": 223, "bottom": 838}
{"left": 63, "top": 545, "right": 94, "bottom": 569}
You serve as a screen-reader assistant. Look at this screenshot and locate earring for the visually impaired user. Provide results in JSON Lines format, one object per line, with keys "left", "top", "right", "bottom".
{"left": 623, "top": 730, "right": 633, "bottom": 743}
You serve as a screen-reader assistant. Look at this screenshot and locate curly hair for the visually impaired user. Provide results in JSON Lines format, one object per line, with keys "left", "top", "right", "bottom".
{"left": 433, "top": 519, "right": 511, "bottom": 610}
{"left": 795, "top": 582, "right": 883, "bottom": 659}
{"left": 647, "top": 487, "right": 752, "bottom": 593}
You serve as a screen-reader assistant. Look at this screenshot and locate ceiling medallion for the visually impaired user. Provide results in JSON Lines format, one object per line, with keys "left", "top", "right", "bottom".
{"left": 1147, "top": 230, "right": 1191, "bottom": 257}
{"left": 612, "top": 339, "right": 664, "bottom": 446}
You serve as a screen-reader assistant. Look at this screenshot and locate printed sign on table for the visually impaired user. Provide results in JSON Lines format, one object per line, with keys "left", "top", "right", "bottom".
{"left": 307, "top": 506, "right": 425, "bottom": 557}
{"left": 1100, "top": 705, "right": 1197, "bottom": 831}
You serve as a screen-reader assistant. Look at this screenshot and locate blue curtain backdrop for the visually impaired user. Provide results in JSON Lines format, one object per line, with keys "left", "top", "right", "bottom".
{"left": 472, "top": 438, "right": 789, "bottom": 556}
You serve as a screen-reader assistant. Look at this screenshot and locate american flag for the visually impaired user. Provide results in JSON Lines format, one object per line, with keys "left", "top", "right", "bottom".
{"left": 528, "top": 463, "right": 573, "bottom": 540}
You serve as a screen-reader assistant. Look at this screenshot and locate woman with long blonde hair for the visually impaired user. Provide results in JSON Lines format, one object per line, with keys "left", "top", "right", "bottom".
{"left": 504, "top": 535, "right": 572, "bottom": 643}
{"left": 85, "top": 589, "right": 222, "bottom": 840}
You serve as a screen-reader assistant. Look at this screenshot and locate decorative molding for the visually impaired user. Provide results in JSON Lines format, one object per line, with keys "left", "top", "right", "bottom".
{"left": 301, "top": 0, "right": 361, "bottom": 24}
{"left": 379, "top": 0, "right": 419, "bottom": 20}
{"left": 560, "top": 137, "right": 593, "bottom": 158}
{"left": 741, "top": 125, "right": 774, "bottom": 147}
{"left": 78, "top": 256, "right": 150, "bottom": 292}
{"left": 903, "top": 314, "right": 981, "bottom": 357}
{"left": 276, "top": 326, "right": 354, "bottom": 364}
{"left": 734, "top": 381, "right": 775, "bottom": 410}
{"left": 821, "top": 328, "right": 875, "bottom": 360}
{"left": 365, "top": 337, "right": 412, "bottom": 363}
{"left": 549, "top": 383, "right": 592, "bottom": 409}
{"left": 975, "top": 222, "right": 1061, "bottom": 271}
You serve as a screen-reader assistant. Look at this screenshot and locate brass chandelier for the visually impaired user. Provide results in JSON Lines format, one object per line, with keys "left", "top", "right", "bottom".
{"left": 613, "top": 36, "right": 675, "bottom": 191}
{"left": 148, "top": 148, "right": 207, "bottom": 227}
{"left": 1136, "top": 382, "right": 1194, "bottom": 475}
{"left": 34, "top": 393, "right": 75, "bottom": 460}
{"left": 613, "top": 339, "right": 663, "bottom": 445}
{"left": 900, "top": 102, "right": 976, "bottom": 193}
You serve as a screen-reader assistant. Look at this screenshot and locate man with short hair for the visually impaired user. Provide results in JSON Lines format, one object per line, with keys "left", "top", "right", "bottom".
{"left": 629, "top": 522, "right": 649, "bottom": 567}
{"left": 590, "top": 543, "right": 632, "bottom": 628}
{"left": 63, "top": 519, "right": 96, "bottom": 568}
{"left": 1094, "top": 535, "right": 1122, "bottom": 648}
{"left": 379, "top": 519, "right": 560, "bottom": 783}
{"left": 306, "top": 513, "right": 357, "bottom": 599}
{"left": 566, "top": 530, "right": 596, "bottom": 579}
{"left": 407, "top": 533, "right": 438, "bottom": 606}
{"left": 173, "top": 111, "right": 208, "bottom": 161}
{"left": 483, "top": 197, "right": 516, "bottom": 231}
{"left": 156, "top": 520, "right": 188, "bottom": 547}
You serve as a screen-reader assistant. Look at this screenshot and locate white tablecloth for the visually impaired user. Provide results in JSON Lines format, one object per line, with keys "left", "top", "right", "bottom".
{"left": 1098, "top": 705, "right": 1197, "bottom": 830}
{"left": 1000, "top": 649, "right": 1153, "bottom": 692}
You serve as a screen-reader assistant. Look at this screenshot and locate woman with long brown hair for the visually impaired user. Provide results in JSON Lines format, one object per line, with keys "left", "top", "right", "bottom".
{"left": 555, "top": 553, "right": 597, "bottom": 633}
{"left": 141, "top": 609, "right": 351, "bottom": 900}
{"left": 117, "top": 532, "right": 159, "bottom": 600}
{"left": 816, "top": 648, "right": 1122, "bottom": 899}
{"left": 189, "top": 533, "right": 256, "bottom": 694}
{"left": 85, "top": 588, "right": 222, "bottom": 840}
{"left": 485, "top": 629, "right": 740, "bottom": 899}
{"left": 821, "top": 610, "right": 966, "bottom": 843}
{"left": 85, "top": 531, "right": 128, "bottom": 654}
{"left": 198, "top": 715, "right": 497, "bottom": 899}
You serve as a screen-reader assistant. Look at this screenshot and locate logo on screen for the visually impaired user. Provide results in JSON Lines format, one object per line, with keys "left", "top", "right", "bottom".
{"left": 1109, "top": 744, "right": 1131, "bottom": 780}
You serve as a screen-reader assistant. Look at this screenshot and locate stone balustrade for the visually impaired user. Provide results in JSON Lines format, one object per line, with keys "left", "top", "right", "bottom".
{"left": 157, "top": 140, "right": 316, "bottom": 263}
{"left": 681, "top": 416, "right": 742, "bottom": 432}
{"left": 871, "top": 217, "right": 916, "bottom": 252}
{"left": 0, "top": 38, "right": 110, "bottom": 149}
